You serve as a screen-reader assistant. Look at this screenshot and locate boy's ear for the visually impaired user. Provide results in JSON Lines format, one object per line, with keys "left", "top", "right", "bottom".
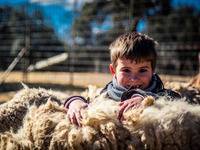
{"left": 109, "top": 64, "right": 115, "bottom": 76}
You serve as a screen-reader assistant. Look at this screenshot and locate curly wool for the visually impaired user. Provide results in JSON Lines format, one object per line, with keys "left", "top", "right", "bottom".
{"left": 0, "top": 88, "right": 200, "bottom": 150}
{"left": 0, "top": 88, "right": 67, "bottom": 133}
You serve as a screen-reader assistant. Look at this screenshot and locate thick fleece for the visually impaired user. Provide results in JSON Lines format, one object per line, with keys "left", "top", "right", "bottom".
{"left": 0, "top": 87, "right": 200, "bottom": 150}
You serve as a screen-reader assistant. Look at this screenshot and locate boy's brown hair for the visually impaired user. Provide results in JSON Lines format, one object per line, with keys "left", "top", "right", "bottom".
{"left": 109, "top": 32, "right": 157, "bottom": 70}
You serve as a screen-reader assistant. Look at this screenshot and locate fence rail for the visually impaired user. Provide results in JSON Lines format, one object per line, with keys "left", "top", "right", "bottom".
{"left": 0, "top": 44, "right": 199, "bottom": 76}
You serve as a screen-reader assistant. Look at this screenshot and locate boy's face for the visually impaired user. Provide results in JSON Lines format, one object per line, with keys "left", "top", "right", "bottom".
{"left": 109, "top": 58, "right": 153, "bottom": 89}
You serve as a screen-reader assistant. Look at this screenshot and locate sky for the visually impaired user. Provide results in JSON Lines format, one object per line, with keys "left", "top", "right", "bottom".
{"left": 0, "top": 0, "right": 199, "bottom": 44}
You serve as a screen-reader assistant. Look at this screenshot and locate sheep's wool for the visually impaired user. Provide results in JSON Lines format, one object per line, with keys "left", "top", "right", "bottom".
{"left": 0, "top": 87, "right": 200, "bottom": 150}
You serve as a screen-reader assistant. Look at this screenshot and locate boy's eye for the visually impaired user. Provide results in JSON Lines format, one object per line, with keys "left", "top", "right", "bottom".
{"left": 139, "top": 68, "right": 148, "bottom": 73}
{"left": 122, "top": 69, "right": 131, "bottom": 73}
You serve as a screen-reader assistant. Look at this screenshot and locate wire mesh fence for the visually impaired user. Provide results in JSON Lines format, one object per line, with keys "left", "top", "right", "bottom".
{"left": 0, "top": 1, "right": 199, "bottom": 82}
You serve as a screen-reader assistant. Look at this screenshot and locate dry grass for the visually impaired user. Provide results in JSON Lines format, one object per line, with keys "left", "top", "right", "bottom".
{"left": 0, "top": 71, "right": 112, "bottom": 87}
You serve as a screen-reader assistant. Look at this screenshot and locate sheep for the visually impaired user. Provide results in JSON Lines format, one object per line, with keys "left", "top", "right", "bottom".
{"left": 0, "top": 87, "right": 67, "bottom": 133}
{"left": 164, "top": 75, "right": 200, "bottom": 104}
{"left": 0, "top": 87, "right": 200, "bottom": 150}
{"left": 189, "top": 74, "right": 200, "bottom": 89}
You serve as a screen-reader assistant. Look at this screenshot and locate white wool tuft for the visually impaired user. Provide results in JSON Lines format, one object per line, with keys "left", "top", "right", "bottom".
{"left": 0, "top": 87, "right": 200, "bottom": 149}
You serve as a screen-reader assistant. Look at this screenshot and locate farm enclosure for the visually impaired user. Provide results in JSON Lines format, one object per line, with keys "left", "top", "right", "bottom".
{"left": 0, "top": 71, "right": 194, "bottom": 103}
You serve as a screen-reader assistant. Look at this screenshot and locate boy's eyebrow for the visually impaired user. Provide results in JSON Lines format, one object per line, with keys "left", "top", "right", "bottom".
{"left": 140, "top": 66, "right": 150, "bottom": 68}
{"left": 121, "top": 66, "right": 131, "bottom": 69}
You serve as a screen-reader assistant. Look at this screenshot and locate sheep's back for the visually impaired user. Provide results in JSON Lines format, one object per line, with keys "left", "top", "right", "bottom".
{"left": 0, "top": 88, "right": 200, "bottom": 150}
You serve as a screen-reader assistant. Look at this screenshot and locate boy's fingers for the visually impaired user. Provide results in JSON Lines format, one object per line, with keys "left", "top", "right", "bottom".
{"left": 118, "top": 103, "right": 128, "bottom": 120}
{"left": 68, "top": 113, "right": 75, "bottom": 124}
{"left": 124, "top": 102, "right": 142, "bottom": 112}
{"left": 123, "top": 102, "right": 137, "bottom": 112}
{"left": 68, "top": 112, "right": 75, "bottom": 124}
{"left": 120, "top": 115, "right": 125, "bottom": 121}
{"left": 134, "top": 104, "right": 140, "bottom": 109}
{"left": 119, "top": 101, "right": 125, "bottom": 106}
{"left": 67, "top": 111, "right": 73, "bottom": 122}
{"left": 72, "top": 115, "right": 79, "bottom": 126}
{"left": 123, "top": 104, "right": 132, "bottom": 112}
{"left": 66, "top": 104, "right": 87, "bottom": 127}
{"left": 75, "top": 111, "right": 82, "bottom": 127}
{"left": 67, "top": 110, "right": 79, "bottom": 126}
{"left": 72, "top": 112, "right": 81, "bottom": 126}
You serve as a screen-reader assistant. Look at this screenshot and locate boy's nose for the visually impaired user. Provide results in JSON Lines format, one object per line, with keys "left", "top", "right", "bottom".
{"left": 129, "top": 75, "right": 139, "bottom": 81}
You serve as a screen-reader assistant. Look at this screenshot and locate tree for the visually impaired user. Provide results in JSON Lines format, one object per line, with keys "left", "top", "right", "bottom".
{"left": 147, "top": 6, "right": 200, "bottom": 75}
{"left": 72, "top": 0, "right": 172, "bottom": 46}
{"left": 0, "top": 5, "right": 66, "bottom": 71}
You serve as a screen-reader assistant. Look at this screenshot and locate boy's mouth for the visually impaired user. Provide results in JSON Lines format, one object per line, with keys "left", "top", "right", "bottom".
{"left": 127, "top": 85, "right": 142, "bottom": 89}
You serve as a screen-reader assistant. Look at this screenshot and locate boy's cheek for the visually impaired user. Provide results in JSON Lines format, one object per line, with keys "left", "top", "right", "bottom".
{"left": 115, "top": 75, "right": 122, "bottom": 84}
{"left": 117, "top": 77, "right": 130, "bottom": 87}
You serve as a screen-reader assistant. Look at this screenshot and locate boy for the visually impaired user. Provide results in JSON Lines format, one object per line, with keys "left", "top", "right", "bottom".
{"left": 64, "top": 32, "right": 181, "bottom": 126}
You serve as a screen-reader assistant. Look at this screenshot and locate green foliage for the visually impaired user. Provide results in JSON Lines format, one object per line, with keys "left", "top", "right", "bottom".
{"left": 147, "top": 6, "right": 200, "bottom": 75}
{"left": 71, "top": 0, "right": 199, "bottom": 75}
{"left": 71, "top": 0, "right": 172, "bottom": 46}
{"left": 148, "top": 6, "right": 200, "bottom": 42}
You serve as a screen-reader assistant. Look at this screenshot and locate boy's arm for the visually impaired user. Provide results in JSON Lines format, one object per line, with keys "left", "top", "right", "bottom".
{"left": 64, "top": 96, "right": 88, "bottom": 126}
{"left": 64, "top": 84, "right": 104, "bottom": 108}
{"left": 121, "top": 88, "right": 181, "bottom": 101}
{"left": 64, "top": 96, "right": 88, "bottom": 109}
{"left": 121, "top": 89, "right": 157, "bottom": 101}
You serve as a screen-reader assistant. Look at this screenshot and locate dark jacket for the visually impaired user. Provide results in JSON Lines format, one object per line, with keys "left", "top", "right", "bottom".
{"left": 64, "top": 74, "right": 181, "bottom": 108}
{"left": 100, "top": 74, "right": 181, "bottom": 101}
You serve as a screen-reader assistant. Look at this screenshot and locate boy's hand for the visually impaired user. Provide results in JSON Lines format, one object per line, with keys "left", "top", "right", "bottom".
{"left": 67, "top": 100, "right": 88, "bottom": 127}
{"left": 118, "top": 96, "right": 143, "bottom": 121}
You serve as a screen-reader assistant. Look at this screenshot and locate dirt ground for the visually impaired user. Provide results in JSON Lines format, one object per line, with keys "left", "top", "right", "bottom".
{"left": 0, "top": 71, "right": 193, "bottom": 103}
